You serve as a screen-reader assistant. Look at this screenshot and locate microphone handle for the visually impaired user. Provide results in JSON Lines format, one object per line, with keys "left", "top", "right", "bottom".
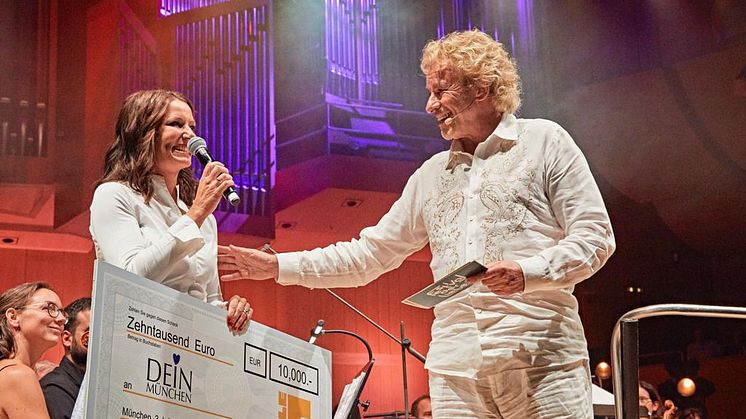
{"left": 195, "top": 149, "right": 241, "bottom": 206}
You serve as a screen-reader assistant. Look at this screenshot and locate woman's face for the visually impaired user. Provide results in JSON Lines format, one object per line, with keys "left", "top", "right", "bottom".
{"left": 639, "top": 386, "right": 659, "bottom": 414}
{"left": 15, "top": 289, "right": 66, "bottom": 347}
{"left": 155, "top": 99, "right": 196, "bottom": 181}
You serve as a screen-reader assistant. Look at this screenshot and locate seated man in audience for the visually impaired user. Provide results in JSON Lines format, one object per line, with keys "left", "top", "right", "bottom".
{"left": 411, "top": 394, "right": 432, "bottom": 419}
{"left": 40, "top": 297, "right": 91, "bottom": 419}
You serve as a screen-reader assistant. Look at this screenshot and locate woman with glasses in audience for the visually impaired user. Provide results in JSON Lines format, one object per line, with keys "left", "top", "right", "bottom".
{"left": 0, "top": 282, "right": 66, "bottom": 419}
{"left": 640, "top": 380, "right": 678, "bottom": 419}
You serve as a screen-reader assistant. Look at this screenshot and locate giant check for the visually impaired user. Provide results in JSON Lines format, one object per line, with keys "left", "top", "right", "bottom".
{"left": 85, "top": 261, "right": 332, "bottom": 419}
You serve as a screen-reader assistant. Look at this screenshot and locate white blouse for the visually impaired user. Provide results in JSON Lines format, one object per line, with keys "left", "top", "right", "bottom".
{"left": 276, "top": 113, "right": 616, "bottom": 378}
{"left": 89, "top": 176, "right": 223, "bottom": 304}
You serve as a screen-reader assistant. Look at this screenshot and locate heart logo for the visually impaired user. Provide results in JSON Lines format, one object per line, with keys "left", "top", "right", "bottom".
{"left": 172, "top": 353, "right": 181, "bottom": 365}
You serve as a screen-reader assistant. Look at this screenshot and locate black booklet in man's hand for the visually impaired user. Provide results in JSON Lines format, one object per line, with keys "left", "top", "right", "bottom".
{"left": 402, "top": 261, "right": 487, "bottom": 309}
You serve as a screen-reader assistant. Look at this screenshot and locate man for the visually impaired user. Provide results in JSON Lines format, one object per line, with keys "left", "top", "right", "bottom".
{"left": 41, "top": 297, "right": 91, "bottom": 419}
{"left": 411, "top": 394, "right": 432, "bottom": 419}
{"left": 219, "top": 29, "right": 615, "bottom": 418}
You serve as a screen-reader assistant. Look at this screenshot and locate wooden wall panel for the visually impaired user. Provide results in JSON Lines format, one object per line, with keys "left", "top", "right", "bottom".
{"left": 0, "top": 232, "right": 94, "bottom": 366}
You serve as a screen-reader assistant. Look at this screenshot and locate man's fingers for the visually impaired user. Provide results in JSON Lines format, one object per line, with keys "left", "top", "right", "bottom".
{"left": 465, "top": 273, "right": 482, "bottom": 284}
{"left": 216, "top": 262, "right": 237, "bottom": 271}
{"left": 221, "top": 272, "right": 243, "bottom": 282}
{"left": 217, "top": 256, "right": 238, "bottom": 266}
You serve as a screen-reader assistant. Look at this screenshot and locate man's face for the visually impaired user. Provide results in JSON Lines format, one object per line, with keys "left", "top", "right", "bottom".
{"left": 414, "top": 398, "right": 432, "bottom": 419}
{"left": 64, "top": 309, "right": 90, "bottom": 368}
{"left": 425, "top": 68, "right": 478, "bottom": 141}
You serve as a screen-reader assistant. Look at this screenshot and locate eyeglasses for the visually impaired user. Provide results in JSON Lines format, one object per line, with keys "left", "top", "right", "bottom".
{"left": 18, "top": 302, "right": 68, "bottom": 324}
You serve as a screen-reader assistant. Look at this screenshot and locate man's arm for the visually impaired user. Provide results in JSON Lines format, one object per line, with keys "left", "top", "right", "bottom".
{"left": 219, "top": 166, "right": 430, "bottom": 288}
{"left": 473, "top": 125, "right": 615, "bottom": 296}
{"left": 517, "top": 125, "right": 616, "bottom": 292}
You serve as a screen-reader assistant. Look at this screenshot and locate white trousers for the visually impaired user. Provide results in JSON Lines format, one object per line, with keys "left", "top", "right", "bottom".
{"left": 429, "top": 360, "right": 592, "bottom": 419}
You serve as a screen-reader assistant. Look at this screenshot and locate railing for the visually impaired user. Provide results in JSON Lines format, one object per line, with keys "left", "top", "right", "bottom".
{"left": 611, "top": 304, "right": 746, "bottom": 419}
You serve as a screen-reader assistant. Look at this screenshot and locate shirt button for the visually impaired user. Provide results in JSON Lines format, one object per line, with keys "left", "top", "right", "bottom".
{"left": 475, "top": 308, "right": 483, "bottom": 314}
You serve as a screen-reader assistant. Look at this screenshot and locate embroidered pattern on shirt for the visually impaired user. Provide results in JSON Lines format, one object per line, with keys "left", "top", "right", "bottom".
{"left": 423, "top": 170, "right": 464, "bottom": 272}
{"left": 479, "top": 138, "right": 535, "bottom": 265}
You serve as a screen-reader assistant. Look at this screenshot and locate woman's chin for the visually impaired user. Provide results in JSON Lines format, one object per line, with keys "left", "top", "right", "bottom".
{"left": 44, "top": 327, "right": 63, "bottom": 340}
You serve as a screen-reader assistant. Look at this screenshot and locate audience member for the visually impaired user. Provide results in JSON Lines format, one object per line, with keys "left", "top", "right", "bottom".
{"left": 640, "top": 380, "right": 677, "bottom": 419}
{"left": 640, "top": 380, "right": 664, "bottom": 418}
{"left": 40, "top": 297, "right": 91, "bottom": 419}
{"left": 411, "top": 394, "right": 432, "bottom": 419}
{"left": 677, "top": 406, "right": 706, "bottom": 419}
{"left": 0, "top": 282, "right": 65, "bottom": 418}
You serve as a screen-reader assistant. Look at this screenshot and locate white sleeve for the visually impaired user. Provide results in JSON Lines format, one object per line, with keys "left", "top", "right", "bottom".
{"left": 277, "top": 168, "right": 430, "bottom": 289}
{"left": 203, "top": 216, "right": 224, "bottom": 304}
{"left": 89, "top": 183, "right": 206, "bottom": 283}
{"left": 518, "top": 126, "right": 616, "bottom": 292}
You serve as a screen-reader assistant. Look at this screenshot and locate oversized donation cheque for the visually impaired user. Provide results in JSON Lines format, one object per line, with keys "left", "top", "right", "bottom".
{"left": 85, "top": 261, "right": 332, "bottom": 419}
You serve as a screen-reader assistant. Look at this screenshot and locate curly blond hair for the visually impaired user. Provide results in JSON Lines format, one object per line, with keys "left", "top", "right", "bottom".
{"left": 420, "top": 29, "right": 521, "bottom": 114}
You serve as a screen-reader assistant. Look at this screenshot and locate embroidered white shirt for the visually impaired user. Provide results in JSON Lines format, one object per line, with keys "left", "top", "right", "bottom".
{"left": 276, "top": 113, "right": 615, "bottom": 378}
{"left": 89, "top": 177, "right": 223, "bottom": 304}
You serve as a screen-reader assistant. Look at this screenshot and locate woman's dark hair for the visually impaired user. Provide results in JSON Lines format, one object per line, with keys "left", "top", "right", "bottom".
{"left": 0, "top": 282, "right": 53, "bottom": 360}
{"left": 94, "top": 89, "right": 197, "bottom": 205}
{"left": 640, "top": 380, "right": 664, "bottom": 418}
{"left": 679, "top": 407, "right": 706, "bottom": 419}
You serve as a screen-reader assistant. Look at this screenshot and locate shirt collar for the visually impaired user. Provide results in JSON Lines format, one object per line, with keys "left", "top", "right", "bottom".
{"left": 60, "top": 355, "right": 85, "bottom": 380}
{"left": 151, "top": 175, "right": 187, "bottom": 212}
{"left": 445, "top": 113, "right": 519, "bottom": 170}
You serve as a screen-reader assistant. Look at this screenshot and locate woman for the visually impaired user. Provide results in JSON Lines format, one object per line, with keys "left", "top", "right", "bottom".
{"left": 89, "top": 89, "right": 251, "bottom": 334}
{"left": 640, "top": 380, "right": 677, "bottom": 419}
{"left": 0, "top": 282, "right": 66, "bottom": 419}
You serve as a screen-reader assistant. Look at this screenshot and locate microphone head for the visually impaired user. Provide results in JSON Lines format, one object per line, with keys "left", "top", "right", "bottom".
{"left": 187, "top": 136, "right": 208, "bottom": 155}
{"left": 227, "top": 190, "right": 241, "bottom": 206}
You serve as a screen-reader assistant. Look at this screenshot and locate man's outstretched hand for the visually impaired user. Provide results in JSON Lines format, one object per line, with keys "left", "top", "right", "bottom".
{"left": 217, "top": 244, "right": 279, "bottom": 281}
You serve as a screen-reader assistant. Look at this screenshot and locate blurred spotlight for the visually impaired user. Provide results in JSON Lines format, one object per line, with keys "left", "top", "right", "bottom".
{"left": 677, "top": 377, "right": 696, "bottom": 397}
{"left": 595, "top": 361, "right": 611, "bottom": 380}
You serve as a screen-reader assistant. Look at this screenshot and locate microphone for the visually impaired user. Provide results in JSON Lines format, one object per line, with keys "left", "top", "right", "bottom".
{"left": 309, "top": 319, "right": 325, "bottom": 344}
{"left": 443, "top": 98, "right": 477, "bottom": 126}
{"left": 187, "top": 136, "right": 241, "bottom": 206}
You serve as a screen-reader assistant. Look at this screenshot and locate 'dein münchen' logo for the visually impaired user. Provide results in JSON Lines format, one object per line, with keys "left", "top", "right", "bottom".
{"left": 145, "top": 353, "right": 193, "bottom": 403}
